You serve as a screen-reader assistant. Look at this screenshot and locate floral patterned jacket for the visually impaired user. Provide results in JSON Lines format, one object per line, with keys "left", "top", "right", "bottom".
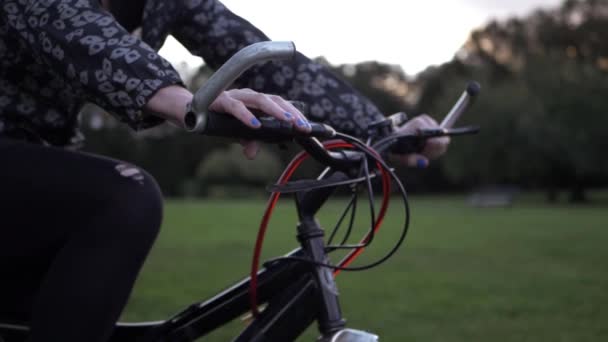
{"left": 0, "top": 0, "right": 383, "bottom": 146}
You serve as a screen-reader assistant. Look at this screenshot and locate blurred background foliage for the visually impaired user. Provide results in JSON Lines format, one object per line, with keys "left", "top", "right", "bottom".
{"left": 81, "top": 0, "right": 608, "bottom": 202}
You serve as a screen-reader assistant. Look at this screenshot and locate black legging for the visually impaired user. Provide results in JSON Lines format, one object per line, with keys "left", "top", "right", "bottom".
{"left": 0, "top": 137, "right": 163, "bottom": 342}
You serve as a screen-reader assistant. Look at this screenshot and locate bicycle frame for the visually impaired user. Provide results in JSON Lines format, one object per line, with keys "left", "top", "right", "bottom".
{"left": 0, "top": 254, "right": 319, "bottom": 341}
{"left": 147, "top": 170, "right": 357, "bottom": 340}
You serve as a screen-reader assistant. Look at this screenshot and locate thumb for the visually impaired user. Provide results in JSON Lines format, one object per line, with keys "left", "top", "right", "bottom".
{"left": 404, "top": 154, "right": 429, "bottom": 169}
{"left": 239, "top": 140, "right": 260, "bottom": 160}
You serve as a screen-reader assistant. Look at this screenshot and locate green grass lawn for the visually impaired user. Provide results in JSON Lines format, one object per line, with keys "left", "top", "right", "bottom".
{"left": 122, "top": 194, "right": 608, "bottom": 341}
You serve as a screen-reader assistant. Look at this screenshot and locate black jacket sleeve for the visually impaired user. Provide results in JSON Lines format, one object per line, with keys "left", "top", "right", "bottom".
{"left": 14, "top": 0, "right": 184, "bottom": 130}
{"left": 166, "top": 0, "right": 385, "bottom": 137}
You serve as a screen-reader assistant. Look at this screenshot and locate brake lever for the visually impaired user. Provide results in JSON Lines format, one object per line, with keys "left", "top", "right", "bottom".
{"left": 419, "top": 126, "right": 480, "bottom": 138}
{"left": 389, "top": 125, "right": 480, "bottom": 154}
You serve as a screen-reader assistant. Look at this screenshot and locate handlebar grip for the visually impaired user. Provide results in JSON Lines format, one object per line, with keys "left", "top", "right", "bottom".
{"left": 205, "top": 112, "right": 293, "bottom": 142}
{"left": 389, "top": 136, "right": 426, "bottom": 155}
{"left": 186, "top": 110, "right": 336, "bottom": 143}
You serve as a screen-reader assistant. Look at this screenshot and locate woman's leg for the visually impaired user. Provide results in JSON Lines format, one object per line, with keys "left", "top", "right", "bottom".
{"left": 0, "top": 138, "right": 163, "bottom": 342}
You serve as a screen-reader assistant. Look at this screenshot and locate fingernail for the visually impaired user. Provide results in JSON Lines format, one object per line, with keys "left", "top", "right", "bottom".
{"left": 251, "top": 118, "right": 261, "bottom": 127}
{"left": 297, "top": 118, "right": 306, "bottom": 127}
{"left": 284, "top": 112, "right": 292, "bottom": 119}
{"left": 417, "top": 158, "right": 427, "bottom": 169}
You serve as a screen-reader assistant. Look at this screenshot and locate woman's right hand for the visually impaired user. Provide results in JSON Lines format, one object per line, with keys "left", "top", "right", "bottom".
{"left": 389, "top": 114, "right": 451, "bottom": 168}
{"left": 146, "top": 86, "right": 310, "bottom": 159}
{"left": 208, "top": 88, "right": 310, "bottom": 159}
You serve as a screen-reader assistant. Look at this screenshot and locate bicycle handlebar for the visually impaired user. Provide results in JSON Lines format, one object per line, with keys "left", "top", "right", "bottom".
{"left": 186, "top": 40, "right": 479, "bottom": 165}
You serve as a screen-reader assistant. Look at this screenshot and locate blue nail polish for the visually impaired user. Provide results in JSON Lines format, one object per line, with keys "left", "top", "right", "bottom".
{"left": 417, "top": 158, "right": 427, "bottom": 169}
{"left": 251, "top": 118, "right": 261, "bottom": 127}
{"left": 297, "top": 118, "right": 306, "bottom": 127}
{"left": 284, "top": 112, "right": 292, "bottom": 119}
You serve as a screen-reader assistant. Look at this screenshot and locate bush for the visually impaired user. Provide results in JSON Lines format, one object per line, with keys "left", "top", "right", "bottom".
{"left": 192, "top": 144, "right": 283, "bottom": 197}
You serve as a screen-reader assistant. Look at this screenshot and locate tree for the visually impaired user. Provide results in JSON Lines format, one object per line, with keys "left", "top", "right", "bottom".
{"left": 195, "top": 144, "right": 283, "bottom": 197}
{"left": 416, "top": 0, "right": 608, "bottom": 202}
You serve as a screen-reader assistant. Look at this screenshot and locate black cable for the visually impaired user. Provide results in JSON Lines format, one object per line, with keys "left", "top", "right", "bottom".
{"left": 335, "top": 159, "right": 371, "bottom": 248}
{"left": 338, "top": 189, "right": 359, "bottom": 248}
{"left": 327, "top": 151, "right": 377, "bottom": 251}
{"left": 334, "top": 132, "right": 411, "bottom": 271}
{"left": 269, "top": 133, "right": 411, "bottom": 272}
{"left": 338, "top": 188, "right": 358, "bottom": 246}
{"left": 360, "top": 156, "right": 377, "bottom": 247}
{"left": 327, "top": 192, "right": 357, "bottom": 245}
{"left": 326, "top": 155, "right": 377, "bottom": 250}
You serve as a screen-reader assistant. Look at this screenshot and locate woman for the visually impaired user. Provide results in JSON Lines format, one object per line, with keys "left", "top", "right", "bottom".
{"left": 0, "top": 0, "right": 448, "bottom": 341}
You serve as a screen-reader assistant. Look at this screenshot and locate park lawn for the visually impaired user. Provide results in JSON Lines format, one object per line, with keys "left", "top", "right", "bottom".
{"left": 122, "top": 195, "right": 608, "bottom": 341}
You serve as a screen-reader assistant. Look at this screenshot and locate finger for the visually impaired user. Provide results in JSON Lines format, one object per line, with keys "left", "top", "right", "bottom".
{"left": 418, "top": 114, "right": 438, "bottom": 128}
{"left": 241, "top": 140, "right": 260, "bottom": 160}
{"left": 233, "top": 90, "right": 311, "bottom": 133}
{"left": 268, "top": 95, "right": 311, "bottom": 132}
{"left": 209, "top": 94, "right": 261, "bottom": 129}
{"left": 269, "top": 95, "right": 304, "bottom": 118}
{"left": 227, "top": 89, "right": 292, "bottom": 122}
{"left": 390, "top": 153, "right": 429, "bottom": 169}
{"left": 396, "top": 115, "right": 425, "bottom": 134}
{"left": 423, "top": 136, "right": 450, "bottom": 159}
{"left": 405, "top": 115, "right": 447, "bottom": 159}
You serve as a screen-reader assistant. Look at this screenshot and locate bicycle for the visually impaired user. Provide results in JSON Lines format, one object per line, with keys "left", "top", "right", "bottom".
{"left": 0, "top": 41, "right": 480, "bottom": 342}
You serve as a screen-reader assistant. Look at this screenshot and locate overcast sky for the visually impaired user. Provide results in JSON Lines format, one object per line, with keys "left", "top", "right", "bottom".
{"left": 160, "top": 0, "right": 563, "bottom": 77}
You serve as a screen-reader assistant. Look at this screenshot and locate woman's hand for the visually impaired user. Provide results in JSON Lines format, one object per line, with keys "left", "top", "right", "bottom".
{"left": 389, "top": 114, "right": 450, "bottom": 168}
{"left": 145, "top": 86, "right": 310, "bottom": 159}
